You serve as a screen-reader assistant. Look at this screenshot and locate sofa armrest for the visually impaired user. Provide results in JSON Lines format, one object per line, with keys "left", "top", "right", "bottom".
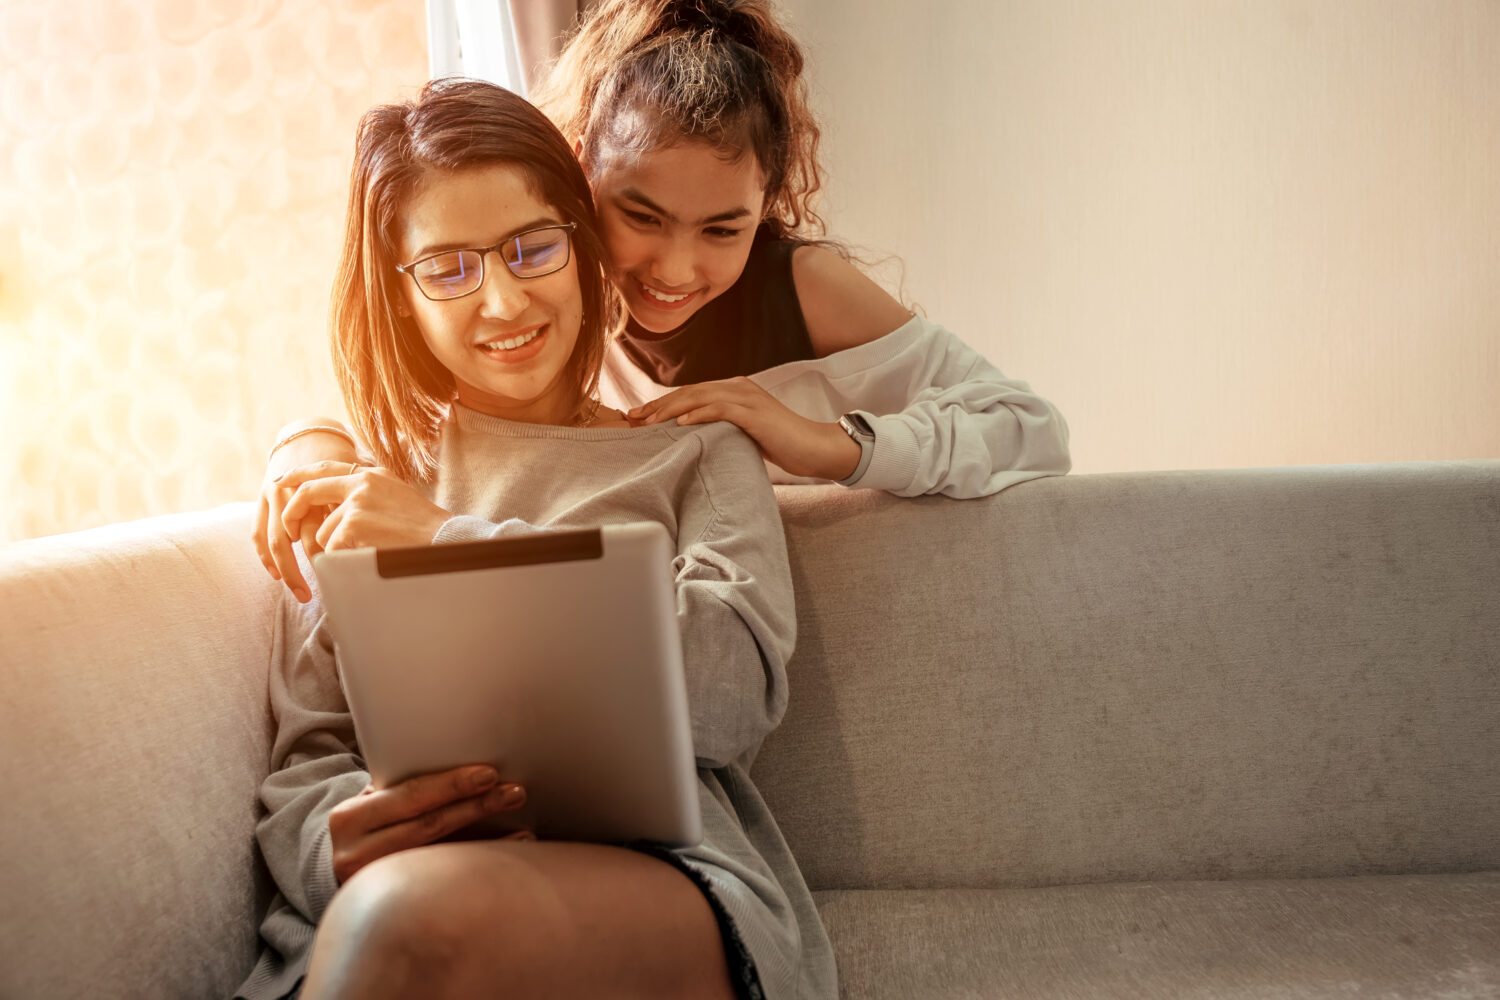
{"left": 0, "top": 504, "right": 280, "bottom": 1000}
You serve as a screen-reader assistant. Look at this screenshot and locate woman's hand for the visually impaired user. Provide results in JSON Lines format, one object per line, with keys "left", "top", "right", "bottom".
{"left": 278, "top": 465, "right": 452, "bottom": 580}
{"left": 628, "top": 377, "right": 862, "bottom": 481}
{"left": 254, "top": 430, "right": 361, "bottom": 600}
{"left": 329, "top": 765, "right": 531, "bottom": 884}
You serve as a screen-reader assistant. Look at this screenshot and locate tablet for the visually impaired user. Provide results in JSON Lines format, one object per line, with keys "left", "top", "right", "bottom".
{"left": 311, "top": 521, "right": 701, "bottom": 848}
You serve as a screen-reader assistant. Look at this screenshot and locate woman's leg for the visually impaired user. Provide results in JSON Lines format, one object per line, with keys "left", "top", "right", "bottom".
{"left": 299, "top": 840, "right": 738, "bottom": 1000}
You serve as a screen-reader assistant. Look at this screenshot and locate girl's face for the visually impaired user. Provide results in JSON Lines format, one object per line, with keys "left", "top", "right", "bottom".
{"left": 398, "top": 164, "right": 584, "bottom": 424}
{"left": 587, "top": 141, "right": 767, "bottom": 335}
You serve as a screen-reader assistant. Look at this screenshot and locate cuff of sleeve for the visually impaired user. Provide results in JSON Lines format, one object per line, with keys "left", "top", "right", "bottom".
{"left": 432, "top": 515, "right": 542, "bottom": 545}
{"left": 841, "top": 413, "right": 921, "bottom": 493}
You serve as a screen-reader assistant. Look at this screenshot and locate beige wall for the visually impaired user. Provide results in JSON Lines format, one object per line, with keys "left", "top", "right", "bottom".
{"left": 0, "top": 0, "right": 428, "bottom": 542}
{"left": 780, "top": 0, "right": 1500, "bottom": 473}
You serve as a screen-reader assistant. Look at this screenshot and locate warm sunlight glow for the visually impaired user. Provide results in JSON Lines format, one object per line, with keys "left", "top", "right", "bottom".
{"left": 0, "top": 0, "right": 428, "bottom": 542}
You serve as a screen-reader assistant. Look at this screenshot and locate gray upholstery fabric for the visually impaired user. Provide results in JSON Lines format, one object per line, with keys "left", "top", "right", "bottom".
{"left": 0, "top": 507, "right": 282, "bottom": 1000}
{"left": 815, "top": 872, "right": 1500, "bottom": 999}
{"left": 757, "top": 462, "right": 1500, "bottom": 892}
{"left": 2, "top": 461, "right": 1496, "bottom": 998}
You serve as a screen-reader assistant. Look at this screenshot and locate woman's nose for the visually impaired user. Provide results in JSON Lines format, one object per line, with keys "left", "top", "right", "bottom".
{"left": 477, "top": 253, "right": 529, "bottom": 318}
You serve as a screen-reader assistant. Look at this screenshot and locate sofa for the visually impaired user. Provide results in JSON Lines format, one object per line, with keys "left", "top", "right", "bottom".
{"left": 2, "top": 460, "right": 1497, "bottom": 999}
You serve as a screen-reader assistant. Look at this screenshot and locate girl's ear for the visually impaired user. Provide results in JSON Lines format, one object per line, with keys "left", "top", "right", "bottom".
{"left": 574, "top": 137, "right": 594, "bottom": 180}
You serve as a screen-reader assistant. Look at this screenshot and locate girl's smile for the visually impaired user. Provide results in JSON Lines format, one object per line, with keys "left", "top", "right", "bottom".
{"left": 588, "top": 142, "right": 768, "bottom": 335}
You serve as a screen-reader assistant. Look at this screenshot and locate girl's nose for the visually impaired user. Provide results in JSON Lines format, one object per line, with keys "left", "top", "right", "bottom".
{"left": 648, "top": 237, "right": 696, "bottom": 289}
{"left": 478, "top": 252, "right": 529, "bottom": 319}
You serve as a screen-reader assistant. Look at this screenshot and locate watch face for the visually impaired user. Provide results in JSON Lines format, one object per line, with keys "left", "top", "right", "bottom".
{"left": 841, "top": 413, "right": 875, "bottom": 440}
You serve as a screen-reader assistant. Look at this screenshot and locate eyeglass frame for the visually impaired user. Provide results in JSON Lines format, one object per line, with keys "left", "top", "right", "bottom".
{"left": 394, "top": 221, "right": 579, "bottom": 302}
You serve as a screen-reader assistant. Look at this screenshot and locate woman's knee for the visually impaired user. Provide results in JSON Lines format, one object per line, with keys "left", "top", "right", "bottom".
{"left": 317, "top": 845, "right": 514, "bottom": 979}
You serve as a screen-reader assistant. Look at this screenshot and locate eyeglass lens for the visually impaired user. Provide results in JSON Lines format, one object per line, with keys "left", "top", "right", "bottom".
{"left": 411, "top": 227, "right": 571, "bottom": 300}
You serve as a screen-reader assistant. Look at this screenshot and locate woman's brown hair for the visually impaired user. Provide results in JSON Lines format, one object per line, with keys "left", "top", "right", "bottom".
{"left": 533, "top": 0, "right": 826, "bottom": 240}
{"left": 331, "top": 78, "right": 610, "bottom": 483}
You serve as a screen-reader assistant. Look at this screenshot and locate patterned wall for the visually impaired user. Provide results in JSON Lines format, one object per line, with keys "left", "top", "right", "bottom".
{"left": 0, "top": 0, "right": 428, "bottom": 542}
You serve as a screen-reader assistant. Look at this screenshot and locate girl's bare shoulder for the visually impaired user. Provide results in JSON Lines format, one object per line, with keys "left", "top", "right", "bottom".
{"left": 791, "top": 244, "right": 914, "bottom": 358}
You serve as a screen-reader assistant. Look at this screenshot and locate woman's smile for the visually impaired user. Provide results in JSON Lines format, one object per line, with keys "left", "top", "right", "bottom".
{"left": 476, "top": 323, "right": 550, "bottom": 362}
{"left": 399, "top": 163, "right": 584, "bottom": 424}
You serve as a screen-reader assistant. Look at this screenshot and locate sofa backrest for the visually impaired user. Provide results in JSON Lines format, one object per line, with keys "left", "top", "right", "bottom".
{"left": 753, "top": 462, "right": 1500, "bottom": 893}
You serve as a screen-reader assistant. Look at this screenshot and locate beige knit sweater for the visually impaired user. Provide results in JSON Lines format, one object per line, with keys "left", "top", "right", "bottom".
{"left": 235, "top": 406, "right": 836, "bottom": 1000}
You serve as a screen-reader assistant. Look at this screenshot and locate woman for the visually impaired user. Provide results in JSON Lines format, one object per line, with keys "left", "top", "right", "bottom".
{"left": 257, "top": 0, "right": 1070, "bottom": 603}
{"left": 235, "top": 78, "right": 833, "bottom": 1000}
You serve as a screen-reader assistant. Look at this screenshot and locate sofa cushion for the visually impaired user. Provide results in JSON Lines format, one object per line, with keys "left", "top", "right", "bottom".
{"left": 815, "top": 872, "right": 1500, "bottom": 999}
{"left": 759, "top": 463, "right": 1500, "bottom": 892}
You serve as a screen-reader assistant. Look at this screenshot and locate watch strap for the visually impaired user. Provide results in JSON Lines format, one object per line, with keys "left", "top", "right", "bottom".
{"left": 835, "top": 412, "right": 876, "bottom": 487}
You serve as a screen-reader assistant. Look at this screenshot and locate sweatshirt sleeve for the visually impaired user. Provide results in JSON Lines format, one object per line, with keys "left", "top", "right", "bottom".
{"left": 757, "top": 315, "right": 1071, "bottom": 498}
{"left": 671, "top": 424, "right": 797, "bottom": 769}
{"left": 255, "top": 592, "right": 369, "bottom": 925}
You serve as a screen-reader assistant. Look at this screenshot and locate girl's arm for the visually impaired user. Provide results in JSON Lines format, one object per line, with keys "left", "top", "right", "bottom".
{"left": 632, "top": 247, "right": 1069, "bottom": 497}
{"left": 255, "top": 418, "right": 364, "bottom": 599}
{"left": 792, "top": 246, "right": 1071, "bottom": 497}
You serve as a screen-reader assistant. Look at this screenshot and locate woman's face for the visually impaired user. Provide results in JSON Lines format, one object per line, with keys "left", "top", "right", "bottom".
{"left": 587, "top": 141, "right": 767, "bottom": 335}
{"left": 397, "top": 163, "right": 584, "bottom": 424}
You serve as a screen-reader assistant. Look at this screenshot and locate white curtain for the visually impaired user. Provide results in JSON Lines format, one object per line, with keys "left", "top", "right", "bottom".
{"left": 426, "top": 0, "right": 528, "bottom": 94}
{"left": 425, "top": 0, "right": 591, "bottom": 97}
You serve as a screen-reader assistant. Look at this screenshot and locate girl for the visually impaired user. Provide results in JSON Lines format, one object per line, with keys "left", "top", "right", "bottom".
{"left": 257, "top": 0, "right": 1070, "bottom": 602}
{"left": 235, "top": 78, "right": 833, "bottom": 1000}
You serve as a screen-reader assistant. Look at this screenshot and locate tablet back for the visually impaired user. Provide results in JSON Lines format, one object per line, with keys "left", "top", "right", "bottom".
{"left": 312, "top": 521, "right": 701, "bottom": 847}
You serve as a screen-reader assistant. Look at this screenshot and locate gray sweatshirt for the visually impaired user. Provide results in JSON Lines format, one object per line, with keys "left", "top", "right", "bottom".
{"left": 235, "top": 407, "right": 836, "bottom": 1000}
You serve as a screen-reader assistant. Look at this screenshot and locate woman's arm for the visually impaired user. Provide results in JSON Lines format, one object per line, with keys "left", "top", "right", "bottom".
{"left": 668, "top": 423, "right": 797, "bottom": 769}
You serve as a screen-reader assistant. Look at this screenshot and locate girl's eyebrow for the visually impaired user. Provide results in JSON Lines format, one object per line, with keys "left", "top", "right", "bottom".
{"left": 618, "top": 188, "right": 751, "bottom": 226}
{"left": 410, "top": 216, "right": 561, "bottom": 260}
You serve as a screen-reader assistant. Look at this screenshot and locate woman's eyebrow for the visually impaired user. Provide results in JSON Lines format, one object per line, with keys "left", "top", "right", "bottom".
{"left": 410, "top": 216, "right": 561, "bottom": 260}
{"left": 618, "top": 188, "right": 751, "bottom": 226}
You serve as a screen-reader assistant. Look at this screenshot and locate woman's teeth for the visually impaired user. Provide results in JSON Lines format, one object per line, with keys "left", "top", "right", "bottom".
{"left": 642, "top": 284, "right": 690, "bottom": 304}
{"left": 482, "top": 327, "right": 543, "bottom": 351}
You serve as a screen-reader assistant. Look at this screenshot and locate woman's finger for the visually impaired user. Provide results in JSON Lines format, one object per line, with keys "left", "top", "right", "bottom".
{"left": 333, "top": 782, "right": 526, "bottom": 882}
{"left": 361, "top": 766, "right": 502, "bottom": 832}
{"left": 282, "top": 475, "right": 358, "bottom": 529}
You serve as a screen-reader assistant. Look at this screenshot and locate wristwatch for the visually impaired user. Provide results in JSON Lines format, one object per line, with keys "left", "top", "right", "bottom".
{"left": 835, "top": 412, "right": 876, "bottom": 486}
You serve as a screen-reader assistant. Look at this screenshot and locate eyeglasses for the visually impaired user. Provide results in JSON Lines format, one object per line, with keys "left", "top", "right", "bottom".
{"left": 395, "top": 222, "right": 577, "bottom": 301}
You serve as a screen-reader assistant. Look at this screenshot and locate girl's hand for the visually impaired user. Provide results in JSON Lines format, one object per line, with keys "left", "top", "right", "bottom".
{"left": 329, "top": 765, "right": 532, "bottom": 884}
{"left": 278, "top": 465, "right": 452, "bottom": 584}
{"left": 628, "top": 377, "right": 862, "bottom": 481}
{"left": 254, "top": 430, "right": 361, "bottom": 599}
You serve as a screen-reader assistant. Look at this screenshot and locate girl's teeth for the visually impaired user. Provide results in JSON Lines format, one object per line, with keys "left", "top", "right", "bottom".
{"left": 644, "top": 285, "right": 689, "bottom": 303}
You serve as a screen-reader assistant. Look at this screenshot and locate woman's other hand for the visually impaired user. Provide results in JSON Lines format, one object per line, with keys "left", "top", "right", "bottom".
{"left": 254, "top": 427, "right": 361, "bottom": 599}
{"left": 329, "top": 765, "right": 532, "bottom": 884}
{"left": 628, "top": 377, "right": 861, "bottom": 481}
{"left": 280, "top": 464, "right": 452, "bottom": 569}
